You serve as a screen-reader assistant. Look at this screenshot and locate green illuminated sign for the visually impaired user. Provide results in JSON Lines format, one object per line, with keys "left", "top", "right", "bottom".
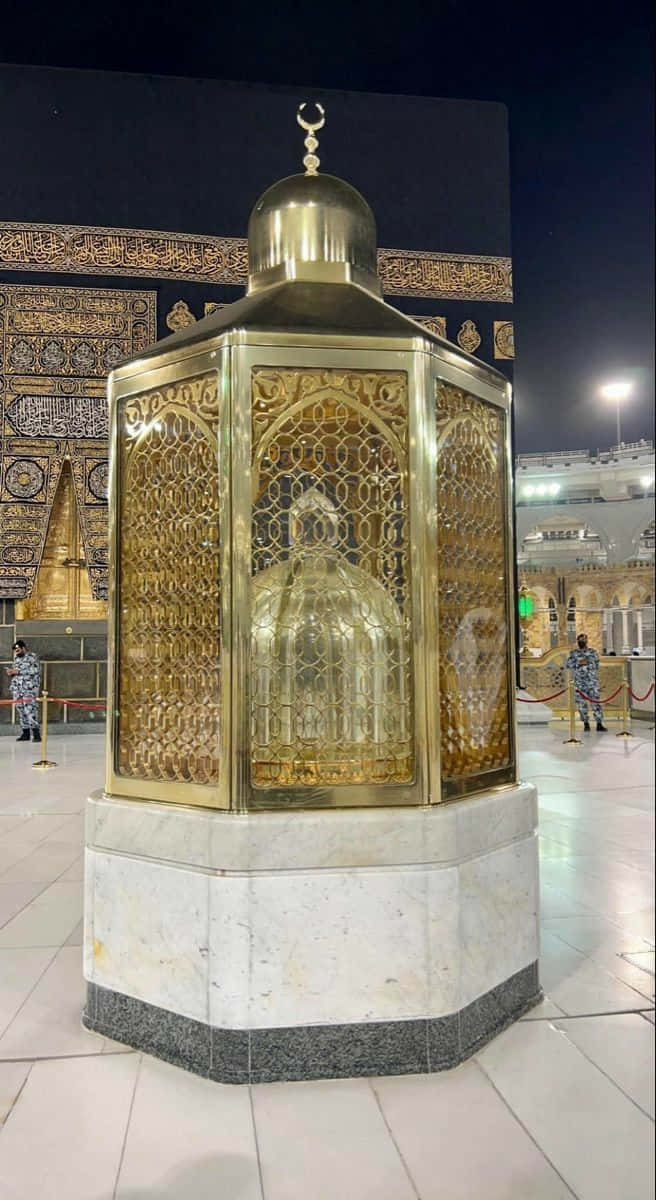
{"left": 518, "top": 593, "right": 534, "bottom": 619}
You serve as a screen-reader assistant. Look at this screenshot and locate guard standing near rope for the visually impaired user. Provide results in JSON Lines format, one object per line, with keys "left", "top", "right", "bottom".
{"left": 6, "top": 639, "right": 41, "bottom": 742}
{"left": 566, "top": 632, "right": 608, "bottom": 732}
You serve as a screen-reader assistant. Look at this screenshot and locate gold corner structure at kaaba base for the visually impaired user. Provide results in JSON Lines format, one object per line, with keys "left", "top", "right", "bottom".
{"left": 104, "top": 117, "right": 517, "bottom": 812}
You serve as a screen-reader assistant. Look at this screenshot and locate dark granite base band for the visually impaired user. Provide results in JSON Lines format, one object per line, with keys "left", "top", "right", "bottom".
{"left": 83, "top": 962, "right": 541, "bottom": 1084}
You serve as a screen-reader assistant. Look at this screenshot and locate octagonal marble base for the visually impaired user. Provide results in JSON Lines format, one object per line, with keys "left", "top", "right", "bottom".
{"left": 83, "top": 782, "right": 541, "bottom": 1083}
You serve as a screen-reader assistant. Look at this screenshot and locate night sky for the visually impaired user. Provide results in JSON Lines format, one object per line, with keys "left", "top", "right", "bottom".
{"left": 1, "top": 2, "right": 653, "bottom": 452}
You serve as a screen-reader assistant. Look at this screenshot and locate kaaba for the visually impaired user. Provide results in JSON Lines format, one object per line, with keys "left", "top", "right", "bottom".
{"left": 0, "top": 66, "right": 513, "bottom": 717}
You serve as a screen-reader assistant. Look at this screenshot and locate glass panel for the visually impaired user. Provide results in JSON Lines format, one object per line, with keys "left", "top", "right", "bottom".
{"left": 250, "top": 366, "right": 413, "bottom": 789}
{"left": 436, "top": 383, "right": 513, "bottom": 795}
{"left": 116, "top": 373, "right": 221, "bottom": 785}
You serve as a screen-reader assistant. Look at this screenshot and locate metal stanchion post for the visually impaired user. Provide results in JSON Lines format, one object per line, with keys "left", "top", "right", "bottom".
{"left": 563, "top": 674, "right": 582, "bottom": 744}
{"left": 616, "top": 661, "right": 633, "bottom": 739}
{"left": 32, "top": 690, "right": 57, "bottom": 769}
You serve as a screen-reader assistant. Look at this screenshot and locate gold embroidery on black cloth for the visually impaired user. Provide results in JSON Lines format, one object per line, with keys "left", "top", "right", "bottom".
{"left": 493, "top": 320, "right": 515, "bottom": 359}
{"left": 0, "top": 221, "right": 513, "bottom": 303}
{"left": 166, "top": 300, "right": 197, "bottom": 331}
{"left": 456, "top": 320, "right": 482, "bottom": 354}
{"left": 409, "top": 315, "right": 447, "bottom": 338}
{"left": 0, "top": 283, "right": 156, "bottom": 600}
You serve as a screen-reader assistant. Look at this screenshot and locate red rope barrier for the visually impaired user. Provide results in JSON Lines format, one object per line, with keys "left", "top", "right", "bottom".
{"left": 517, "top": 689, "right": 567, "bottom": 703}
{"left": 576, "top": 684, "right": 623, "bottom": 704}
{"left": 629, "top": 682, "right": 655, "bottom": 703}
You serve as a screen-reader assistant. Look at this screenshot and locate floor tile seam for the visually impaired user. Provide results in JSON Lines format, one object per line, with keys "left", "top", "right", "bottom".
{"left": 472, "top": 1056, "right": 581, "bottom": 1199}
{"left": 112, "top": 1052, "right": 142, "bottom": 1200}
{"left": 545, "top": 1006, "right": 656, "bottom": 1020}
{"left": 247, "top": 1082, "right": 266, "bottom": 1200}
{"left": 0, "top": 851, "right": 83, "bottom": 932}
{"left": 543, "top": 930, "right": 656, "bottom": 1002}
{"left": 0, "top": 944, "right": 59, "bottom": 1040}
{"left": 0, "top": 1059, "right": 33, "bottom": 1134}
{"left": 0, "top": 1049, "right": 136, "bottom": 1063}
{"left": 543, "top": 924, "right": 656, "bottom": 970}
{"left": 367, "top": 1077, "right": 422, "bottom": 1200}
{"left": 540, "top": 855, "right": 656, "bottom": 891}
{"left": 0, "top": 813, "right": 78, "bottom": 865}
{"left": 540, "top": 910, "right": 654, "bottom": 945}
{"left": 0, "top": 863, "right": 86, "bottom": 1041}
{"left": 553, "top": 1021, "right": 655, "bottom": 1123}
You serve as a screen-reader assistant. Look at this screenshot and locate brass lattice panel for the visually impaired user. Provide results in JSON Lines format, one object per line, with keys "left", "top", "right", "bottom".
{"left": 436, "top": 383, "right": 513, "bottom": 792}
{"left": 116, "top": 373, "right": 221, "bottom": 785}
{"left": 250, "top": 367, "right": 414, "bottom": 789}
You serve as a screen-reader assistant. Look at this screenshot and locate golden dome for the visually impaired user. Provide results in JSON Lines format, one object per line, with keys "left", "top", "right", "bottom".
{"left": 247, "top": 173, "right": 380, "bottom": 296}
{"left": 247, "top": 105, "right": 380, "bottom": 296}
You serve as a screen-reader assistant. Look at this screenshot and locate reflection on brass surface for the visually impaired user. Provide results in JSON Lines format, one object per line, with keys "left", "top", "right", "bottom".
{"left": 166, "top": 300, "right": 197, "bottom": 331}
{"left": 493, "top": 320, "right": 514, "bottom": 359}
{"left": 116, "top": 373, "right": 221, "bottom": 786}
{"left": 17, "top": 461, "right": 107, "bottom": 620}
{"left": 0, "top": 222, "right": 513, "bottom": 301}
{"left": 250, "top": 367, "right": 413, "bottom": 788}
{"left": 436, "top": 384, "right": 512, "bottom": 789}
{"left": 456, "top": 320, "right": 481, "bottom": 354}
{"left": 247, "top": 170, "right": 380, "bottom": 296}
{"left": 0, "top": 283, "right": 156, "bottom": 599}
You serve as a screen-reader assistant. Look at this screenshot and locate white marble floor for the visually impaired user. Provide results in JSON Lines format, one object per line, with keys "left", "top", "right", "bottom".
{"left": 0, "top": 725, "right": 653, "bottom": 1199}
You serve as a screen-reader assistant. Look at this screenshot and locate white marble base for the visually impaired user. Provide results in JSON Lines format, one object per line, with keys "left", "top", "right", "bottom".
{"left": 84, "top": 783, "right": 539, "bottom": 1032}
{"left": 516, "top": 690, "right": 553, "bottom": 725}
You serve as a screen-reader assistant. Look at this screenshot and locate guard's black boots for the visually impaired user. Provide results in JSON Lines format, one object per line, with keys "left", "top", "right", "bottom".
{"left": 596, "top": 721, "right": 608, "bottom": 732}
{"left": 32, "top": 728, "right": 41, "bottom": 743}
{"left": 583, "top": 721, "right": 591, "bottom": 731}
{"left": 16, "top": 729, "right": 30, "bottom": 741}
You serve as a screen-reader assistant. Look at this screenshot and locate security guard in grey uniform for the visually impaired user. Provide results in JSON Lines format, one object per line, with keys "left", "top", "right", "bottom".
{"left": 7, "top": 640, "right": 41, "bottom": 742}
{"left": 566, "top": 632, "right": 608, "bottom": 732}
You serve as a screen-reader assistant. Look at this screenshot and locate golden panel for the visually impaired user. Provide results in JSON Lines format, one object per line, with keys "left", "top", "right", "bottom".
{"left": 0, "top": 283, "right": 156, "bottom": 599}
{"left": 436, "top": 384, "right": 512, "bottom": 793}
{"left": 116, "top": 373, "right": 221, "bottom": 787}
{"left": 493, "top": 320, "right": 515, "bottom": 359}
{"left": 17, "top": 461, "right": 107, "bottom": 620}
{"left": 0, "top": 222, "right": 513, "bottom": 302}
{"left": 250, "top": 367, "right": 414, "bottom": 789}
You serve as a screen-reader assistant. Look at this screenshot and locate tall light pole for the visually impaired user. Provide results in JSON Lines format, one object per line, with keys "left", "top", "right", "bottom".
{"left": 600, "top": 381, "right": 632, "bottom": 447}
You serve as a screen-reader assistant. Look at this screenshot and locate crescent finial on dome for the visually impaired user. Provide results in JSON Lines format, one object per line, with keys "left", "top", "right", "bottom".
{"left": 297, "top": 102, "right": 325, "bottom": 175}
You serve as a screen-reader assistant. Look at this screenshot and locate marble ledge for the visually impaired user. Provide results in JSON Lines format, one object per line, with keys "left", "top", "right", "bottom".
{"left": 86, "top": 782, "right": 538, "bottom": 875}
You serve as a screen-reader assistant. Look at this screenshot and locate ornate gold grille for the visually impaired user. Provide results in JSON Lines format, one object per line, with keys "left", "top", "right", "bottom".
{"left": 116, "top": 374, "right": 221, "bottom": 785}
{"left": 250, "top": 367, "right": 414, "bottom": 789}
{"left": 436, "top": 384, "right": 513, "bottom": 794}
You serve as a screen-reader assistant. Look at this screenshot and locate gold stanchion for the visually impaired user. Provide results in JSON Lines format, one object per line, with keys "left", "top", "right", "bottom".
{"left": 563, "top": 674, "right": 582, "bottom": 744}
{"left": 616, "top": 661, "right": 633, "bottom": 739}
{"left": 32, "top": 690, "right": 57, "bottom": 769}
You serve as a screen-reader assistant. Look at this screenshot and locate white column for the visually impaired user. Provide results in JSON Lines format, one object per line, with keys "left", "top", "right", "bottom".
{"left": 621, "top": 609, "right": 631, "bottom": 654}
{"left": 635, "top": 609, "right": 644, "bottom": 653}
{"left": 602, "top": 609, "right": 610, "bottom": 652}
